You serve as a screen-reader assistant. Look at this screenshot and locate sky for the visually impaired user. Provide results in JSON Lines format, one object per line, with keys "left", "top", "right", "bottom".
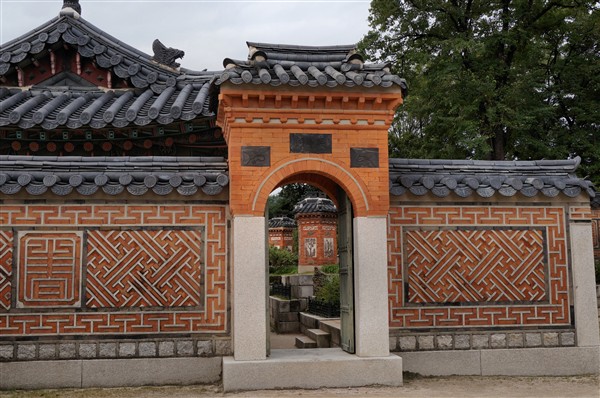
{"left": 0, "top": 0, "right": 373, "bottom": 71}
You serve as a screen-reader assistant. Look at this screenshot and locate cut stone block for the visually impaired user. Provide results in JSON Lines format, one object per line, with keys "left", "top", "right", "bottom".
{"left": 307, "top": 328, "right": 331, "bottom": 348}
{"left": 223, "top": 348, "right": 403, "bottom": 391}
{"left": 295, "top": 336, "right": 317, "bottom": 349}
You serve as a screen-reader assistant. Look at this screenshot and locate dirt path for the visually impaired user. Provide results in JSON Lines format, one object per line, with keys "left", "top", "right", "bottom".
{"left": 1, "top": 375, "right": 598, "bottom": 398}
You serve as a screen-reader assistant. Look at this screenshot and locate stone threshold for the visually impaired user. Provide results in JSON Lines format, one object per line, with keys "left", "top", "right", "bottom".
{"left": 222, "top": 348, "right": 403, "bottom": 392}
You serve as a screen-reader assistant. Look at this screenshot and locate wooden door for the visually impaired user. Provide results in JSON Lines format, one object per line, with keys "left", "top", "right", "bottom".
{"left": 337, "top": 189, "right": 355, "bottom": 353}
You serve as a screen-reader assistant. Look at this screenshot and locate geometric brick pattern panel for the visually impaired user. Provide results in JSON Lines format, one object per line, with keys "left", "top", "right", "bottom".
{"left": 406, "top": 229, "right": 546, "bottom": 303}
{"left": 17, "top": 232, "right": 82, "bottom": 308}
{"left": 388, "top": 206, "right": 569, "bottom": 329}
{"left": 0, "top": 231, "right": 12, "bottom": 311}
{"left": 0, "top": 205, "right": 227, "bottom": 336}
{"left": 86, "top": 229, "right": 203, "bottom": 308}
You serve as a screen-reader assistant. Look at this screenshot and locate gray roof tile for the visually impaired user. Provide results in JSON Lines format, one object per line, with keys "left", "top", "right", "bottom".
{"left": 0, "top": 15, "right": 215, "bottom": 130}
{"left": 217, "top": 42, "right": 407, "bottom": 94}
{"left": 268, "top": 217, "right": 297, "bottom": 228}
{"left": 294, "top": 197, "right": 337, "bottom": 214}
{"left": 0, "top": 155, "right": 228, "bottom": 197}
{"left": 389, "top": 157, "right": 595, "bottom": 200}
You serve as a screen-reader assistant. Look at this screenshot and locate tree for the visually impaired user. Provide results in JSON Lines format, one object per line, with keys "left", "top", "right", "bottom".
{"left": 360, "top": 0, "right": 600, "bottom": 185}
{"left": 267, "top": 183, "right": 320, "bottom": 219}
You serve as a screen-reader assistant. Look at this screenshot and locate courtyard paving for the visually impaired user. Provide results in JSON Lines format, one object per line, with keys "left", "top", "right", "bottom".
{"left": 0, "top": 374, "right": 598, "bottom": 398}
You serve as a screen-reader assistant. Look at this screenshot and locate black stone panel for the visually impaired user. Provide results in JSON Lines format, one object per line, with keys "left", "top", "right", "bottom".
{"left": 289, "top": 134, "right": 332, "bottom": 154}
{"left": 350, "top": 148, "right": 379, "bottom": 168}
{"left": 242, "top": 146, "right": 271, "bottom": 167}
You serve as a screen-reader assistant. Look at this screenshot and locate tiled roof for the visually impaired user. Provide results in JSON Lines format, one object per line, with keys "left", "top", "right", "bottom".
{"left": 0, "top": 155, "right": 228, "bottom": 197}
{"left": 1, "top": 13, "right": 409, "bottom": 133}
{"left": 0, "top": 15, "right": 215, "bottom": 130}
{"left": 268, "top": 217, "right": 297, "bottom": 228}
{"left": 389, "top": 157, "right": 595, "bottom": 199}
{"left": 294, "top": 197, "right": 337, "bottom": 214}
{"left": 217, "top": 42, "right": 407, "bottom": 95}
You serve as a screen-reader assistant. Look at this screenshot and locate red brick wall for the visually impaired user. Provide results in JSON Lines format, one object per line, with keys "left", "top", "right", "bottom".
{"left": 297, "top": 215, "right": 337, "bottom": 267}
{"left": 0, "top": 204, "right": 228, "bottom": 337}
{"left": 268, "top": 227, "right": 295, "bottom": 250}
{"left": 387, "top": 205, "right": 571, "bottom": 329}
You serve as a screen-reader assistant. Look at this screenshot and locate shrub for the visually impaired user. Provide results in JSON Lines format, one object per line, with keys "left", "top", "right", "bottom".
{"left": 315, "top": 274, "right": 340, "bottom": 306}
{"left": 320, "top": 264, "right": 339, "bottom": 274}
{"left": 269, "top": 246, "right": 298, "bottom": 275}
{"left": 595, "top": 259, "right": 600, "bottom": 285}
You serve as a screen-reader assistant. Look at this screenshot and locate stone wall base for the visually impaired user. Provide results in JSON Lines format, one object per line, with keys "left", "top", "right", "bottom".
{"left": 0, "top": 357, "right": 222, "bottom": 390}
{"left": 0, "top": 337, "right": 232, "bottom": 362}
{"left": 398, "top": 346, "right": 600, "bottom": 376}
{"left": 389, "top": 329, "right": 576, "bottom": 351}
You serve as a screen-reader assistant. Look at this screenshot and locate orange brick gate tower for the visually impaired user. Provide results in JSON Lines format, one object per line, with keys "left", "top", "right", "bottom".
{"left": 216, "top": 42, "right": 406, "bottom": 363}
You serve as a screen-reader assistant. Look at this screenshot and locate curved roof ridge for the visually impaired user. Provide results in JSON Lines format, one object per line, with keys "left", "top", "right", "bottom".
{"left": 0, "top": 155, "right": 229, "bottom": 197}
{"left": 389, "top": 156, "right": 582, "bottom": 173}
{"left": 0, "top": 15, "right": 197, "bottom": 89}
{"left": 247, "top": 42, "right": 356, "bottom": 53}
{"left": 388, "top": 156, "right": 595, "bottom": 200}
{"left": 219, "top": 41, "right": 407, "bottom": 93}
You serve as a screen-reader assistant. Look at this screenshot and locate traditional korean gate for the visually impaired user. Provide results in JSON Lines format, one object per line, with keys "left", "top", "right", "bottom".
{"left": 337, "top": 189, "right": 355, "bottom": 353}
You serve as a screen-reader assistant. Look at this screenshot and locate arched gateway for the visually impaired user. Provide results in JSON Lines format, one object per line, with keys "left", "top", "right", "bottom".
{"left": 216, "top": 44, "right": 406, "bottom": 386}
{"left": 0, "top": 1, "right": 598, "bottom": 392}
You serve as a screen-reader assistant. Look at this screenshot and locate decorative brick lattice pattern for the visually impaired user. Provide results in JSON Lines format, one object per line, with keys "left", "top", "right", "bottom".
{"left": 18, "top": 232, "right": 82, "bottom": 308}
{"left": 405, "top": 229, "right": 546, "bottom": 303}
{"left": 0, "top": 231, "right": 12, "bottom": 311}
{"left": 0, "top": 205, "right": 227, "bottom": 336}
{"left": 388, "top": 207, "right": 569, "bottom": 329}
{"left": 86, "top": 230, "right": 203, "bottom": 308}
{"left": 569, "top": 206, "right": 592, "bottom": 221}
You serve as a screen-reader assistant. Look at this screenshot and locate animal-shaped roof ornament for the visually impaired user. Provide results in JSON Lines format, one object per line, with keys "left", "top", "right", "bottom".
{"left": 152, "top": 39, "right": 185, "bottom": 68}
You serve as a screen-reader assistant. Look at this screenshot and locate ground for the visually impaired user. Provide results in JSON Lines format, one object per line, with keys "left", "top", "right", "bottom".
{"left": 0, "top": 375, "right": 598, "bottom": 398}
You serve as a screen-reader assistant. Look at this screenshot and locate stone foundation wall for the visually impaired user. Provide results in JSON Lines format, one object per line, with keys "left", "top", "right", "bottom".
{"left": 0, "top": 337, "right": 232, "bottom": 362}
{"left": 270, "top": 296, "right": 305, "bottom": 333}
{"left": 389, "top": 330, "right": 576, "bottom": 352}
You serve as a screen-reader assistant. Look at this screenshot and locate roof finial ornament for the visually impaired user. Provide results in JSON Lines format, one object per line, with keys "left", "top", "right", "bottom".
{"left": 152, "top": 39, "right": 185, "bottom": 69}
{"left": 60, "top": 0, "right": 81, "bottom": 18}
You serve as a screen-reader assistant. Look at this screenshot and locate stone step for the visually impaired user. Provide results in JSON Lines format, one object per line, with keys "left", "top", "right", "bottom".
{"left": 319, "top": 320, "right": 341, "bottom": 348}
{"left": 295, "top": 335, "right": 317, "bottom": 349}
{"left": 306, "top": 328, "right": 331, "bottom": 348}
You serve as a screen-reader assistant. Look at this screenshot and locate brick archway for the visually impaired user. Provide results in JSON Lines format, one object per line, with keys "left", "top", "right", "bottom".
{"left": 251, "top": 158, "right": 370, "bottom": 216}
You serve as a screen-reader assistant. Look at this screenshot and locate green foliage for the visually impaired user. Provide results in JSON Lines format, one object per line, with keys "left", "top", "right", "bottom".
{"left": 315, "top": 274, "right": 340, "bottom": 305}
{"left": 360, "top": 0, "right": 600, "bottom": 186}
{"left": 268, "top": 246, "right": 298, "bottom": 275}
{"left": 320, "top": 264, "right": 339, "bottom": 274}
{"left": 595, "top": 259, "right": 600, "bottom": 285}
